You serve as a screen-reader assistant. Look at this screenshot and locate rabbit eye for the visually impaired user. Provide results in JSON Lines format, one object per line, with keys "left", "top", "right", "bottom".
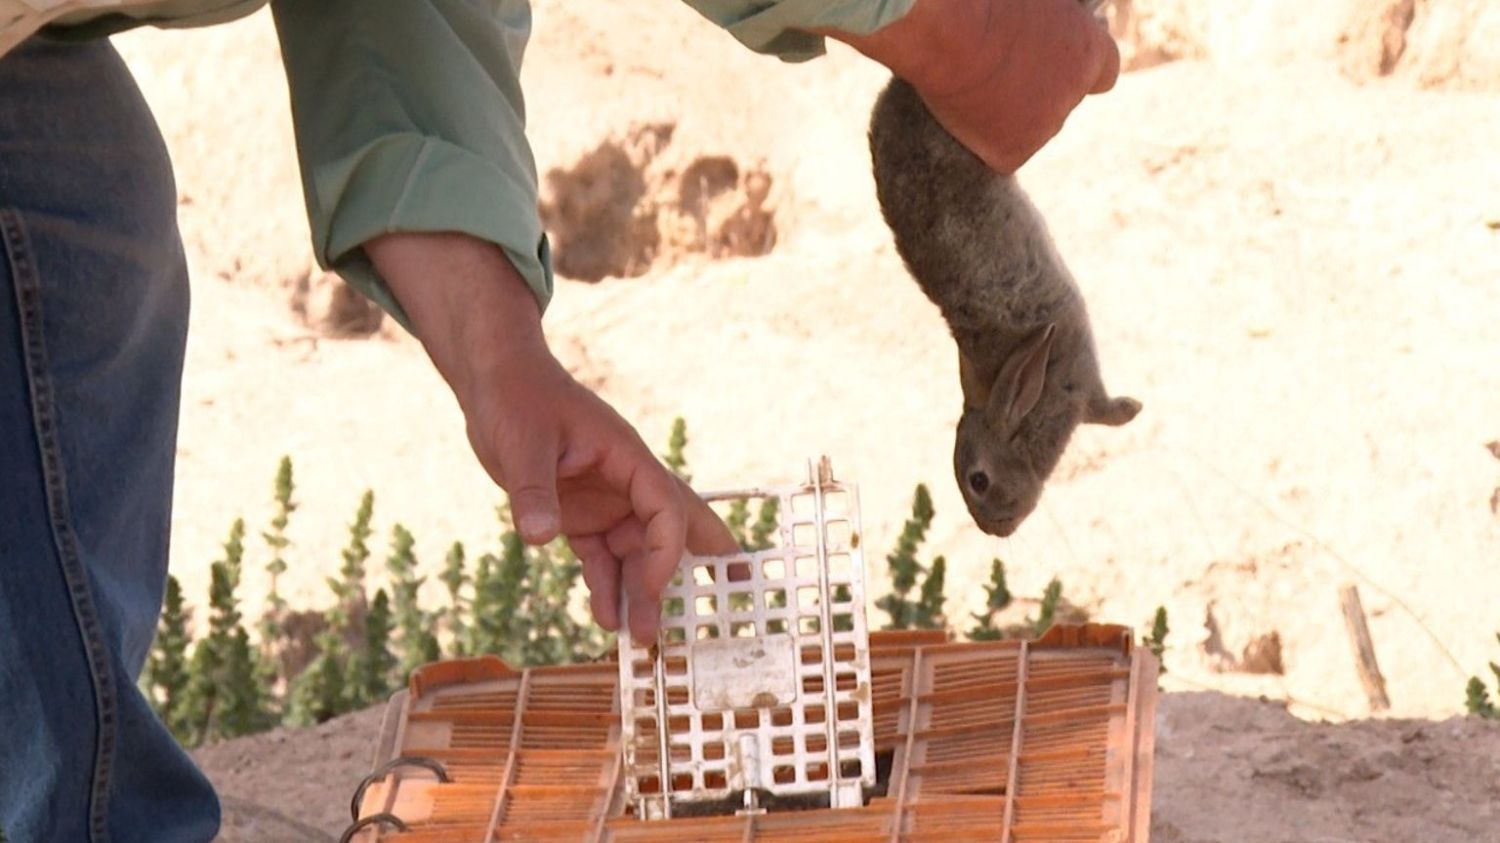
{"left": 967, "top": 470, "right": 990, "bottom": 495}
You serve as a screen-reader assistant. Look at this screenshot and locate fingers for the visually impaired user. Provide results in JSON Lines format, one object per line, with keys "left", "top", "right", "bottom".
{"left": 575, "top": 474, "right": 753, "bottom": 642}
{"left": 676, "top": 476, "right": 741, "bottom": 557}
{"left": 599, "top": 460, "right": 747, "bottom": 641}
{"left": 541, "top": 399, "right": 760, "bottom": 643}
{"left": 1087, "top": 22, "right": 1121, "bottom": 94}
{"left": 632, "top": 472, "right": 685, "bottom": 642}
{"left": 607, "top": 449, "right": 689, "bottom": 596}
{"left": 605, "top": 517, "right": 664, "bottom": 644}
{"left": 680, "top": 481, "right": 752, "bottom": 581}
{"left": 555, "top": 478, "right": 634, "bottom": 536}
{"left": 671, "top": 476, "right": 753, "bottom": 581}
{"left": 501, "top": 428, "right": 563, "bottom": 545}
{"left": 579, "top": 447, "right": 682, "bottom": 642}
{"left": 571, "top": 533, "right": 621, "bottom": 631}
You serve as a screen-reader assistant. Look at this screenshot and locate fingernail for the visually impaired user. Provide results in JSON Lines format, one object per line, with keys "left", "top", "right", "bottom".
{"left": 631, "top": 615, "right": 658, "bottom": 647}
{"left": 518, "top": 512, "right": 556, "bottom": 540}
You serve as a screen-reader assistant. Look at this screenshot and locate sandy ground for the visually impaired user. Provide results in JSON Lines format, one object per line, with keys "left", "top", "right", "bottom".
{"left": 99, "top": 0, "right": 1500, "bottom": 835}
{"left": 192, "top": 691, "right": 1500, "bottom": 842}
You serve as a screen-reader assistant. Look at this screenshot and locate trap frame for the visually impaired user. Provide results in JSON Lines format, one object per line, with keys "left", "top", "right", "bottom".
{"left": 342, "top": 460, "right": 1158, "bottom": 842}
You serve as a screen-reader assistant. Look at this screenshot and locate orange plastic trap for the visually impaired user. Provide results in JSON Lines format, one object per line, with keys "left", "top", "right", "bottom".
{"left": 342, "top": 462, "right": 1158, "bottom": 842}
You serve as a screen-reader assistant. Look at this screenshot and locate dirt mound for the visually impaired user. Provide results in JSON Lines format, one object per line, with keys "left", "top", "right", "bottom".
{"left": 1107, "top": 0, "right": 1500, "bottom": 89}
{"left": 1155, "top": 693, "right": 1500, "bottom": 842}
{"left": 193, "top": 704, "right": 385, "bottom": 842}
{"left": 539, "top": 122, "right": 777, "bottom": 281}
{"left": 192, "top": 692, "right": 1500, "bottom": 841}
{"left": 214, "top": 796, "right": 335, "bottom": 843}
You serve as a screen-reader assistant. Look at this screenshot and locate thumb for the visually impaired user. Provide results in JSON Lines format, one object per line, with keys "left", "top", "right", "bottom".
{"left": 1087, "top": 19, "right": 1121, "bottom": 94}
{"left": 502, "top": 434, "right": 562, "bottom": 545}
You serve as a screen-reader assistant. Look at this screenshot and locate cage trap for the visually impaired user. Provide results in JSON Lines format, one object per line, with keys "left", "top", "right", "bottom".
{"left": 617, "top": 457, "right": 875, "bottom": 820}
{"left": 342, "top": 459, "right": 1159, "bottom": 842}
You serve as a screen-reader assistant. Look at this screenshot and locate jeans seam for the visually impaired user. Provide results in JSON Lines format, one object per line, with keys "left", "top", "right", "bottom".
{"left": 1, "top": 207, "right": 117, "bottom": 843}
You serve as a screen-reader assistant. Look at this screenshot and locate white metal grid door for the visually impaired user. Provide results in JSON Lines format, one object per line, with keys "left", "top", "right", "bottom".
{"left": 617, "top": 458, "right": 876, "bottom": 820}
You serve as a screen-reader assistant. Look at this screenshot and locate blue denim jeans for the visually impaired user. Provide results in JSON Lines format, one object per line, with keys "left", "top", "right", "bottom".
{"left": 0, "top": 38, "right": 220, "bottom": 842}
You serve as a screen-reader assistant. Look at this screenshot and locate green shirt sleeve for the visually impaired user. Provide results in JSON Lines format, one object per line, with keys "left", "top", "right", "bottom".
{"left": 677, "top": 0, "right": 915, "bottom": 61}
{"left": 270, "top": 0, "right": 551, "bottom": 333}
{"left": 270, "top": 0, "right": 910, "bottom": 333}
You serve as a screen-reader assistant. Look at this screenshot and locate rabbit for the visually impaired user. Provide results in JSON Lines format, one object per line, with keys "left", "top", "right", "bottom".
{"left": 868, "top": 76, "right": 1140, "bottom": 537}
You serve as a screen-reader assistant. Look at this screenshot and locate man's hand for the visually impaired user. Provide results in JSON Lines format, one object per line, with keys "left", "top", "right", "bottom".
{"left": 366, "top": 232, "right": 737, "bottom": 642}
{"left": 831, "top": 0, "right": 1120, "bottom": 174}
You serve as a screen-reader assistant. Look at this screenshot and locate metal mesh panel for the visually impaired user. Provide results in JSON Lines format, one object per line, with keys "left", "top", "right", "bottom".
{"left": 617, "top": 458, "right": 876, "bottom": 819}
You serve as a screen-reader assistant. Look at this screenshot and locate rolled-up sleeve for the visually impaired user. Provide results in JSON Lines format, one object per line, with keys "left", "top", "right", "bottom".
{"left": 271, "top": 0, "right": 550, "bottom": 332}
{"left": 678, "top": 0, "right": 915, "bottom": 61}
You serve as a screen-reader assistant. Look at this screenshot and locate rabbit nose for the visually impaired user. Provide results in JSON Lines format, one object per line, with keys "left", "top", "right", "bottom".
{"left": 975, "top": 516, "right": 1018, "bottom": 538}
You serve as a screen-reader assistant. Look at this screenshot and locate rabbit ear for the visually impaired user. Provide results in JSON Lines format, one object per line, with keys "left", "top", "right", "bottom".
{"left": 958, "top": 348, "right": 994, "bottom": 409}
{"left": 987, "top": 323, "right": 1056, "bottom": 429}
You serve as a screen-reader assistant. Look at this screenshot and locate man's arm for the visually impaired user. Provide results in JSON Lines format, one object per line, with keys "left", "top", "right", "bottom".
{"left": 365, "top": 233, "right": 738, "bottom": 643}
{"left": 271, "top": 0, "right": 737, "bottom": 642}
{"left": 270, "top": 0, "right": 551, "bottom": 332}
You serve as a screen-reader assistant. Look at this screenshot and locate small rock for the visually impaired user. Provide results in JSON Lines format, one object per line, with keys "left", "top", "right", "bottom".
{"left": 1240, "top": 632, "right": 1286, "bottom": 675}
{"left": 290, "top": 269, "right": 384, "bottom": 338}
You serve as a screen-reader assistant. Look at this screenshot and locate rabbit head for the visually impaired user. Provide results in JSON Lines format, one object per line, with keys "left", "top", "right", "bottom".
{"left": 955, "top": 323, "right": 1140, "bottom": 536}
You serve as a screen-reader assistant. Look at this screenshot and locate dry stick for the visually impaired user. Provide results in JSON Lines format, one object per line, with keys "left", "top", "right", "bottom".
{"left": 1339, "top": 584, "right": 1391, "bottom": 713}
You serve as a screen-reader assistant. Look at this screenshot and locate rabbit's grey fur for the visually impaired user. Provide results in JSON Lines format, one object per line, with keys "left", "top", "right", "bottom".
{"left": 869, "top": 77, "right": 1139, "bottom": 537}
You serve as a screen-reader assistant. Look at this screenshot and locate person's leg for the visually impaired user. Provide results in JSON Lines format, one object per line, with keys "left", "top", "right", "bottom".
{"left": 0, "top": 37, "right": 218, "bottom": 842}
